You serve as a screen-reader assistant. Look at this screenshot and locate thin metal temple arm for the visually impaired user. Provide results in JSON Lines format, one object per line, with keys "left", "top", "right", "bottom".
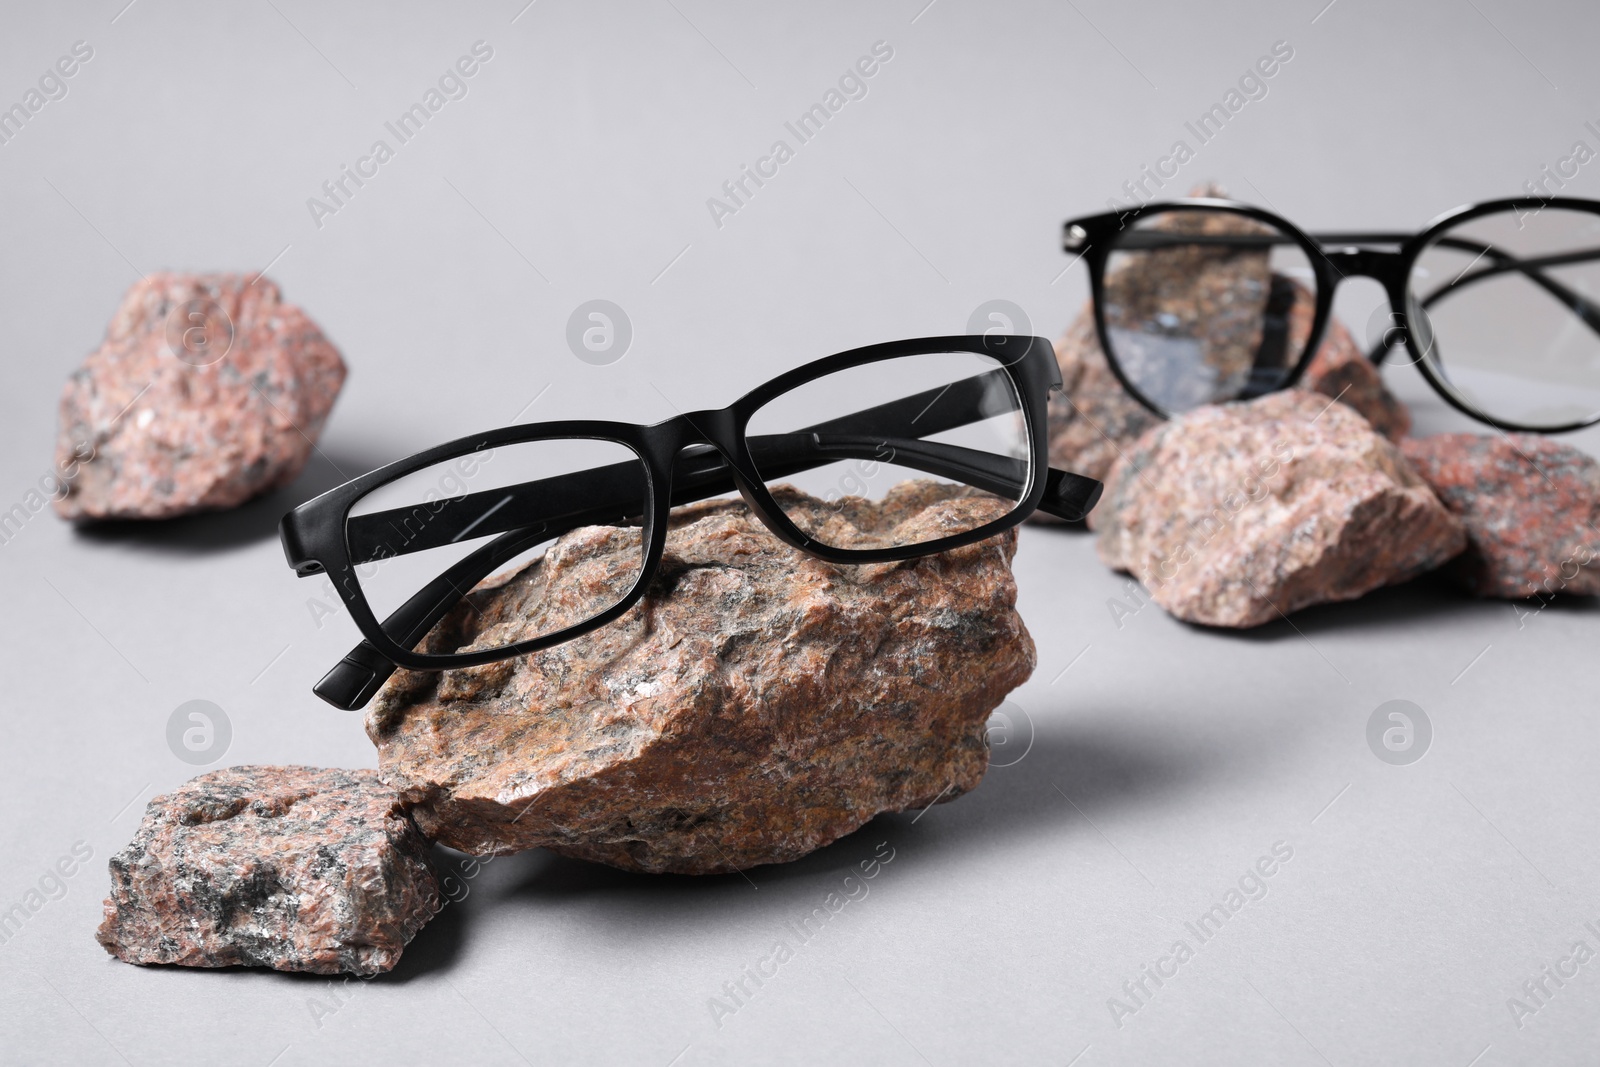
{"left": 1370, "top": 240, "right": 1600, "bottom": 362}
{"left": 1415, "top": 244, "right": 1600, "bottom": 319}
{"left": 1305, "top": 231, "right": 1415, "bottom": 246}
{"left": 1105, "top": 230, "right": 1414, "bottom": 249}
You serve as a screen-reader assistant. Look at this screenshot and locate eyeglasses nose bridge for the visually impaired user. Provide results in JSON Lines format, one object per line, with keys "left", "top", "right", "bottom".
{"left": 1320, "top": 246, "right": 1407, "bottom": 288}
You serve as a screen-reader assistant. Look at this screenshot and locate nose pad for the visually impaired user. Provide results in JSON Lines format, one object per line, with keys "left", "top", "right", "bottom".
{"left": 1401, "top": 301, "right": 1439, "bottom": 367}
{"left": 1321, "top": 246, "right": 1406, "bottom": 281}
{"left": 671, "top": 441, "right": 732, "bottom": 483}
{"left": 670, "top": 441, "right": 817, "bottom": 550}
{"left": 665, "top": 442, "right": 760, "bottom": 517}
{"left": 1359, "top": 286, "right": 1433, "bottom": 368}
{"left": 1365, "top": 308, "right": 1412, "bottom": 364}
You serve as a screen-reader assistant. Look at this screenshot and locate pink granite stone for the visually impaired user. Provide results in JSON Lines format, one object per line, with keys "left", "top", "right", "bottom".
{"left": 97, "top": 766, "right": 439, "bottom": 976}
{"left": 1092, "top": 391, "right": 1464, "bottom": 627}
{"left": 1402, "top": 433, "right": 1600, "bottom": 598}
{"left": 367, "top": 485, "right": 1035, "bottom": 875}
{"left": 54, "top": 273, "right": 346, "bottom": 520}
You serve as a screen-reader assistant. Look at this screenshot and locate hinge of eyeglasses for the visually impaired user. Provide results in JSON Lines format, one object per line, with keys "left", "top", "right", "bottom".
{"left": 1062, "top": 224, "right": 1088, "bottom": 252}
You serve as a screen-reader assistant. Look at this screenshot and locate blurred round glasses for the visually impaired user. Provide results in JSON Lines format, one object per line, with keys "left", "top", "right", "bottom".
{"left": 1063, "top": 196, "right": 1600, "bottom": 433}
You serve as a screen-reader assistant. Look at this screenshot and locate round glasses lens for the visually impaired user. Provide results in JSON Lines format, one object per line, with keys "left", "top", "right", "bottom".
{"left": 745, "top": 349, "right": 1031, "bottom": 552}
{"left": 345, "top": 437, "right": 648, "bottom": 656}
{"left": 1101, "top": 209, "right": 1317, "bottom": 413}
{"left": 1407, "top": 205, "right": 1600, "bottom": 430}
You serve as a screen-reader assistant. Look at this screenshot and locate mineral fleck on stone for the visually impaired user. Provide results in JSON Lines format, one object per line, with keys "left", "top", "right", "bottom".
{"left": 55, "top": 273, "right": 346, "bottom": 521}
{"left": 1091, "top": 391, "right": 1465, "bottom": 628}
{"left": 368, "top": 483, "right": 1035, "bottom": 875}
{"left": 1401, "top": 433, "right": 1600, "bottom": 598}
{"left": 97, "top": 766, "right": 439, "bottom": 976}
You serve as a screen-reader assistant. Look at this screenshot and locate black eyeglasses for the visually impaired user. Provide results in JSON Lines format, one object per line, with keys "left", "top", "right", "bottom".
{"left": 280, "top": 334, "right": 1102, "bottom": 711}
{"left": 1062, "top": 196, "right": 1600, "bottom": 433}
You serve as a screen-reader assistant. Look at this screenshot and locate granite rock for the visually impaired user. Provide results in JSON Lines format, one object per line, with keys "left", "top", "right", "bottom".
{"left": 368, "top": 483, "right": 1035, "bottom": 875}
{"left": 54, "top": 273, "right": 346, "bottom": 521}
{"left": 97, "top": 766, "right": 439, "bottom": 976}
{"left": 1401, "top": 433, "right": 1600, "bottom": 598}
{"left": 1092, "top": 391, "right": 1465, "bottom": 627}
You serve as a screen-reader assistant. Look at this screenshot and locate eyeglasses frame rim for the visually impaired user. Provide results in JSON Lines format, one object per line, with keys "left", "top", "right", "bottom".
{"left": 1062, "top": 194, "right": 1600, "bottom": 434}
{"left": 279, "top": 332, "right": 1060, "bottom": 673}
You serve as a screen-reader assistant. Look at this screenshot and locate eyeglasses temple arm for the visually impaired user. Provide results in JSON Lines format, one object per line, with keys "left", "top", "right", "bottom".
{"left": 750, "top": 433, "right": 1101, "bottom": 521}
{"left": 317, "top": 434, "right": 1102, "bottom": 710}
{"left": 318, "top": 370, "right": 1101, "bottom": 710}
{"left": 1110, "top": 229, "right": 1600, "bottom": 365}
{"left": 313, "top": 521, "right": 566, "bottom": 710}
{"left": 1413, "top": 241, "right": 1600, "bottom": 336}
{"left": 345, "top": 368, "right": 1088, "bottom": 562}
{"left": 1358, "top": 238, "right": 1600, "bottom": 364}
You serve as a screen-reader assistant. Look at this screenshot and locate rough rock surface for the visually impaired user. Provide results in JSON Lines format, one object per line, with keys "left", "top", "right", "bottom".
{"left": 97, "top": 766, "right": 439, "bottom": 976}
{"left": 1046, "top": 291, "right": 1408, "bottom": 487}
{"left": 55, "top": 273, "right": 346, "bottom": 520}
{"left": 1092, "top": 391, "right": 1465, "bottom": 628}
{"left": 368, "top": 483, "right": 1035, "bottom": 875}
{"left": 1402, "top": 433, "right": 1600, "bottom": 598}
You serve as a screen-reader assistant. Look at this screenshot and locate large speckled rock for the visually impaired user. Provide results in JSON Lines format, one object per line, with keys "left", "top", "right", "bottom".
{"left": 1091, "top": 391, "right": 1465, "bottom": 628}
{"left": 1402, "top": 433, "right": 1600, "bottom": 598}
{"left": 1045, "top": 290, "right": 1408, "bottom": 488}
{"left": 54, "top": 273, "right": 346, "bottom": 521}
{"left": 368, "top": 483, "right": 1035, "bottom": 875}
{"left": 97, "top": 766, "right": 439, "bottom": 976}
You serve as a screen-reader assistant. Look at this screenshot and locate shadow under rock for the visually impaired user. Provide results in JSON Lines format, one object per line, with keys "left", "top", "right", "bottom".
{"left": 373, "top": 874, "right": 468, "bottom": 983}
{"left": 496, "top": 719, "right": 1243, "bottom": 923}
{"left": 1023, "top": 515, "right": 1092, "bottom": 534}
{"left": 70, "top": 447, "right": 392, "bottom": 554}
{"left": 1206, "top": 571, "right": 1592, "bottom": 643}
{"left": 860, "top": 721, "right": 1236, "bottom": 862}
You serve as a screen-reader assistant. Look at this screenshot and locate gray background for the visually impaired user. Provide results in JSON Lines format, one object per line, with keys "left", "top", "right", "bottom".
{"left": 3, "top": 0, "right": 1599, "bottom": 1063}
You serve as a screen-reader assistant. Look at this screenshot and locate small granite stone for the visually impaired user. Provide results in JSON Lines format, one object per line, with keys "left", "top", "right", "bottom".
{"left": 97, "top": 766, "right": 439, "bottom": 976}
{"left": 368, "top": 483, "right": 1035, "bottom": 875}
{"left": 55, "top": 273, "right": 346, "bottom": 521}
{"left": 1092, "top": 391, "right": 1465, "bottom": 628}
{"left": 1402, "top": 433, "right": 1600, "bottom": 598}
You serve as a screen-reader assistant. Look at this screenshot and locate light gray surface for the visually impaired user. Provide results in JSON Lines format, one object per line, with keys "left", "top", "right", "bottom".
{"left": 3, "top": 1, "right": 1600, "bottom": 1063}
